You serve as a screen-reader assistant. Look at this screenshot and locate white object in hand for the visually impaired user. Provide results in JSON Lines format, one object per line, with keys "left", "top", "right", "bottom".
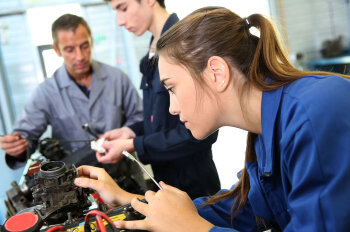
{"left": 91, "top": 138, "right": 106, "bottom": 153}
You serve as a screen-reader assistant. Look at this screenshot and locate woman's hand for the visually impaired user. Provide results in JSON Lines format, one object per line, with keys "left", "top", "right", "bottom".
{"left": 74, "top": 165, "right": 142, "bottom": 207}
{"left": 114, "top": 182, "right": 214, "bottom": 232}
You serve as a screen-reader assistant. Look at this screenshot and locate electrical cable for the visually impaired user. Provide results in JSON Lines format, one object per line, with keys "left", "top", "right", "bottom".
{"left": 0, "top": 123, "right": 98, "bottom": 146}
{"left": 96, "top": 215, "right": 107, "bottom": 232}
{"left": 46, "top": 225, "right": 66, "bottom": 232}
{"left": 0, "top": 134, "right": 93, "bottom": 143}
{"left": 84, "top": 210, "right": 117, "bottom": 232}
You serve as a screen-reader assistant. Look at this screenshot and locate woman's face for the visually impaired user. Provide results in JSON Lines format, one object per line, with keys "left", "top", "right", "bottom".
{"left": 159, "top": 55, "right": 220, "bottom": 140}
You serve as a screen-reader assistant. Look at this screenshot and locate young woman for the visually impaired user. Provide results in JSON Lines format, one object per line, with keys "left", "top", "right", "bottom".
{"left": 75, "top": 7, "right": 350, "bottom": 231}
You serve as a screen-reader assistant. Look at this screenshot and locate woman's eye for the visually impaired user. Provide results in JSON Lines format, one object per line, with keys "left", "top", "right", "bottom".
{"left": 167, "top": 87, "right": 175, "bottom": 94}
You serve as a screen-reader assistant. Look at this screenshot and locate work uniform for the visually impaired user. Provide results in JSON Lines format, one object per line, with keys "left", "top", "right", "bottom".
{"left": 129, "top": 13, "right": 221, "bottom": 199}
{"left": 194, "top": 75, "right": 350, "bottom": 231}
{"left": 6, "top": 61, "right": 144, "bottom": 187}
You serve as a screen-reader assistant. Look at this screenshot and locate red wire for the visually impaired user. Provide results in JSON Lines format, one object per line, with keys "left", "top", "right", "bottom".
{"left": 46, "top": 225, "right": 66, "bottom": 232}
{"left": 84, "top": 209, "right": 116, "bottom": 232}
{"left": 95, "top": 215, "right": 107, "bottom": 232}
{"left": 86, "top": 210, "right": 116, "bottom": 226}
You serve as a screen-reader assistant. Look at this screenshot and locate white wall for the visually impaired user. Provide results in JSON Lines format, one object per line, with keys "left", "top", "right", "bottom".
{"left": 212, "top": 127, "right": 247, "bottom": 189}
{"left": 167, "top": 0, "right": 269, "bottom": 19}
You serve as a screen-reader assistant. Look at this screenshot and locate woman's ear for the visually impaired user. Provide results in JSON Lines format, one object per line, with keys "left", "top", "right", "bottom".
{"left": 147, "top": 0, "right": 157, "bottom": 7}
{"left": 206, "top": 56, "right": 230, "bottom": 92}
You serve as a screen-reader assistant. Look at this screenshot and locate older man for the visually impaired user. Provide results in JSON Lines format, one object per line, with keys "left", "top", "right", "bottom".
{"left": 0, "top": 14, "right": 145, "bottom": 192}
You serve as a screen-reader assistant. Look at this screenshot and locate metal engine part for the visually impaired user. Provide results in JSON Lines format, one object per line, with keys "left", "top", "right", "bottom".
{"left": 4, "top": 161, "right": 42, "bottom": 218}
{"left": 31, "top": 161, "right": 91, "bottom": 225}
{"left": 39, "top": 138, "right": 67, "bottom": 161}
{"left": 4, "top": 181, "right": 32, "bottom": 218}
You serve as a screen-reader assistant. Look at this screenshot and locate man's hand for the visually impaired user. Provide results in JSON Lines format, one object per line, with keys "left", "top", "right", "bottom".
{"left": 96, "top": 139, "right": 134, "bottom": 164}
{"left": 101, "top": 127, "right": 136, "bottom": 140}
{"left": 114, "top": 182, "right": 214, "bottom": 232}
{"left": 0, "top": 132, "right": 27, "bottom": 157}
{"left": 74, "top": 165, "right": 142, "bottom": 207}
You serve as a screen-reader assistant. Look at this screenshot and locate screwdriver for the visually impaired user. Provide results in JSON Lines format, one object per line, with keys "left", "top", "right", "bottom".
{"left": 122, "top": 150, "right": 163, "bottom": 190}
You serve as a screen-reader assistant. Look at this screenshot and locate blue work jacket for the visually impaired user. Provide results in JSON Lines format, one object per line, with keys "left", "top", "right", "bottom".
{"left": 194, "top": 75, "right": 350, "bottom": 231}
{"left": 129, "top": 13, "right": 220, "bottom": 199}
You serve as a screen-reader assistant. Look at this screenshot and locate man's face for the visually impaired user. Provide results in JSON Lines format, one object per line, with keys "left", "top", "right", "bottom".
{"left": 52, "top": 24, "right": 92, "bottom": 79}
{"left": 109, "top": 0, "right": 152, "bottom": 36}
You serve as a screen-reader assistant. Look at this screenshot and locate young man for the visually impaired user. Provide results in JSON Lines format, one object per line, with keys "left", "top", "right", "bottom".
{"left": 100, "top": 0, "right": 220, "bottom": 199}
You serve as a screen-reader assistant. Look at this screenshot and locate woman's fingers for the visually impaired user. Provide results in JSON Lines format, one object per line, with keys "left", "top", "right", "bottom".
{"left": 144, "top": 190, "right": 156, "bottom": 201}
{"left": 159, "top": 181, "right": 185, "bottom": 194}
{"left": 114, "top": 196, "right": 150, "bottom": 231}
{"left": 114, "top": 219, "right": 149, "bottom": 231}
{"left": 76, "top": 165, "right": 106, "bottom": 180}
{"left": 130, "top": 197, "right": 149, "bottom": 216}
{"left": 74, "top": 177, "right": 101, "bottom": 191}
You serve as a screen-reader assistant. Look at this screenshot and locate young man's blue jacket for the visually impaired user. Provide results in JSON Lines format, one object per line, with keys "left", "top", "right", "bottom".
{"left": 194, "top": 75, "right": 350, "bottom": 231}
{"left": 128, "top": 13, "right": 221, "bottom": 199}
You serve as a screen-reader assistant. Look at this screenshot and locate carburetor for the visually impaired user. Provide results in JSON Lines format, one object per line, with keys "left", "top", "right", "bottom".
{"left": 31, "top": 161, "right": 91, "bottom": 225}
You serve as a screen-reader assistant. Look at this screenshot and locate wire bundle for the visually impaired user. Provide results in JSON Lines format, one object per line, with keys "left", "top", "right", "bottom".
{"left": 84, "top": 210, "right": 118, "bottom": 232}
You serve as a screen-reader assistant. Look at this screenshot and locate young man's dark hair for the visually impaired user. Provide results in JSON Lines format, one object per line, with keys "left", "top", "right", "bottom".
{"left": 104, "top": 0, "right": 166, "bottom": 9}
{"left": 51, "top": 14, "right": 92, "bottom": 48}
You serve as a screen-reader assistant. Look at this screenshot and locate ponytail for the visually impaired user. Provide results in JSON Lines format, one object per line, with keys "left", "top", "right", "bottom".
{"left": 157, "top": 6, "right": 350, "bottom": 224}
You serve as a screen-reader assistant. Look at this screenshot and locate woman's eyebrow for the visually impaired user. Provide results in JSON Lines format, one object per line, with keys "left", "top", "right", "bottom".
{"left": 115, "top": 2, "right": 125, "bottom": 10}
{"left": 160, "top": 78, "right": 170, "bottom": 86}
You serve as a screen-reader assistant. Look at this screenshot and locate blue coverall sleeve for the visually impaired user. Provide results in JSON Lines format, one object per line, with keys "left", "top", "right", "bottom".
{"left": 120, "top": 72, "right": 143, "bottom": 127}
{"left": 128, "top": 121, "right": 144, "bottom": 136}
{"left": 193, "top": 188, "right": 257, "bottom": 232}
{"left": 6, "top": 84, "right": 50, "bottom": 168}
{"left": 132, "top": 123, "right": 218, "bottom": 163}
{"left": 280, "top": 89, "right": 350, "bottom": 231}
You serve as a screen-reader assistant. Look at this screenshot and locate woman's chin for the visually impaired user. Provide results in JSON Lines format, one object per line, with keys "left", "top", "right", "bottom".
{"left": 190, "top": 129, "right": 216, "bottom": 141}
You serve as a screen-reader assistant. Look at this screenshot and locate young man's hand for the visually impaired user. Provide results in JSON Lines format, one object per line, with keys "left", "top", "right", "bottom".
{"left": 96, "top": 138, "right": 134, "bottom": 164}
{"left": 101, "top": 127, "right": 136, "bottom": 140}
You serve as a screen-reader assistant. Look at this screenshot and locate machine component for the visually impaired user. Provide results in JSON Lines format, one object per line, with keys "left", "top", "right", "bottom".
{"left": 39, "top": 138, "right": 67, "bottom": 161}
{"left": 4, "top": 161, "right": 41, "bottom": 218}
{"left": 82, "top": 123, "right": 99, "bottom": 138}
{"left": 4, "top": 140, "right": 146, "bottom": 219}
{"left": 4, "top": 181, "right": 33, "bottom": 218}
{"left": 31, "top": 161, "right": 91, "bottom": 225}
{"left": 320, "top": 35, "right": 343, "bottom": 58}
{"left": 2, "top": 161, "right": 92, "bottom": 232}
{"left": 46, "top": 201, "right": 147, "bottom": 232}
{"left": 2, "top": 160, "right": 147, "bottom": 232}
{"left": 2, "top": 212, "right": 43, "bottom": 232}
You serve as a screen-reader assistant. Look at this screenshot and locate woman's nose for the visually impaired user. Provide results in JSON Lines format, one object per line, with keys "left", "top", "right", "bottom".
{"left": 169, "top": 95, "right": 180, "bottom": 115}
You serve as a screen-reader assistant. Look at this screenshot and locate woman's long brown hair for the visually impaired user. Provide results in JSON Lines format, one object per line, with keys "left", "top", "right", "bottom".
{"left": 157, "top": 6, "right": 349, "bottom": 219}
